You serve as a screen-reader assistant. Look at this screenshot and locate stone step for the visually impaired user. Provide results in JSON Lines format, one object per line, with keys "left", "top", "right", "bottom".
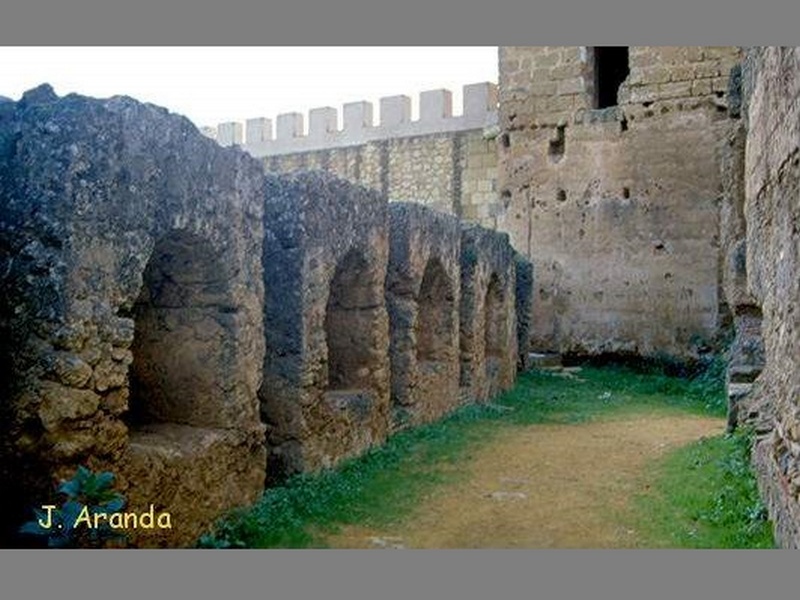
{"left": 728, "top": 364, "right": 763, "bottom": 383}
{"left": 528, "top": 352, "right": 562, "bottom": 368}
{"left": 727, "top": 382, "right": 754, "bottom": 402}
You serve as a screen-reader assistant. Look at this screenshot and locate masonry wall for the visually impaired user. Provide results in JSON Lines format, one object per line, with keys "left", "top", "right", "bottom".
{"left": 498, "top": 46, "right": 741, "bottom": 359}
{"left": 208, "top": 84, "right": 501, "bottom": 229}
{"left": 717, "top": 63, "right": 766, "bottom": 431}
{"left": 261, "top": 172, "right": 391, "bottom": 481}
{"left": 740, "top": 47, "right": 800, "bottom": 548}
{"left": 459, "top": 225, "right": 518, "bottom": 402}
{"left": 387, "top": 203, "right": 462, "bottom": 429}
{"left": 262, "top": 131, "right": 499, "bottom": 227}
{"left": 0, "top": 86, "right": 267, "bottom": 547}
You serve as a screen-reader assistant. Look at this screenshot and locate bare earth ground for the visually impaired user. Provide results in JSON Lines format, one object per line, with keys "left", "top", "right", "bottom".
{"left": 327, "top": 413, "right": 725, "bottom": 548}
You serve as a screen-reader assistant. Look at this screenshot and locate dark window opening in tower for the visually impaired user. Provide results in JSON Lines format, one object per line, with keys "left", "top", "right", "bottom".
{"left": 594, "top": 47, "right": 630, "bottom": 109}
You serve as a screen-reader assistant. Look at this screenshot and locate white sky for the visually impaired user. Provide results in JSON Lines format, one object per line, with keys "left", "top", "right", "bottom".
{"left": 0, "top": 47, "right": 498, "bottom": 131}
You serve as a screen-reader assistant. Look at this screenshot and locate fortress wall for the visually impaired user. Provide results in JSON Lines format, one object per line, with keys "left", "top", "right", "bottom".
{"left": 205, "top": 83, "right": 501, "bottom": 229}
{"left": 741, "top": 46, "right": 800, "bottom": 548}
{"left": 208, "top": 49, "right": 743, "bottom": 361}
{"left": 261, "top": 131, "right": 499, "bottom": 228}
{"left": 4, "top": 48, "right": 797, "bottom": 551}
{"left": 0, "top": 84, "right": 523, "bottom": 547}
{"left": 497, "top": 46, "right": 741, "bottom": 359}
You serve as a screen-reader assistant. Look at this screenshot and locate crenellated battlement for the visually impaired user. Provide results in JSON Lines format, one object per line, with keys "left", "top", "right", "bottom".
{"left": 203, "top": 82, "right": 498, "bottom": 157}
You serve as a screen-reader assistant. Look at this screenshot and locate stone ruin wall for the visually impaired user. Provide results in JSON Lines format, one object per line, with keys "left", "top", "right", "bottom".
{"left": 717, "top": 62, "right": 766, "bottom": 431}
{"left": 204, "top": 83, "right": 501, "bottom": 229}
{"left": 737, "top": 47, "right": 800, "bottom": 548}
{"left": 498, "top": 46, "right": 741, "bottom": 360}
{"left": 387, "top": 202, "right": 463, "bottom": 429}
{"left": 459, "top": 224, "right": 518, "bottom": 402}
{"left": 259, "top": 175, "right": 524, "bottom": 481}
{"left": 260, "top": 172, "right": 392, "bottom": 479}
{"left": 0, "top": 88, "right": 528, "bottom": 546}
{"left": 0, "top": 85, "right": 268, "bottom": 547}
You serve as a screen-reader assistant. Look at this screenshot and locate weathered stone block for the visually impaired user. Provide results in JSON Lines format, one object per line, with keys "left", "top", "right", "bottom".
{"left": 121, "top": 424, "right": 265, "bottom": 547}
{"left": 659, "top": 81, "right": 693, "bottom": 99}
{"left": 694, "top": 61, "right": 723, "bottom": 79}
{"left": 38, "top": 381, "right": 101, "bottom": 432}
{"left": 691, "top": 79, "right": 713, "bottom": 97}
{"left": 642, "top": 66, "right": 672, "bottom": 85}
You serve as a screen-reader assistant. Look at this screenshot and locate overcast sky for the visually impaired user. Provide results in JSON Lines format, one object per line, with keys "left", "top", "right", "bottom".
{"left": 0, "top": 47, "right": 498, "bottom": 130}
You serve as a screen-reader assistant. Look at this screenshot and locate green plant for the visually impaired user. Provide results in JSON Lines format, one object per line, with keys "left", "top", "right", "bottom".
{"left": 699, "top": 429, "right": 771, "bottom": 543}
{"left": 19, "top": 466, "right": 127, "bottom": 548}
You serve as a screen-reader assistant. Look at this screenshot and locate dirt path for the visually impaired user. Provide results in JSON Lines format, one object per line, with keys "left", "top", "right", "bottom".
{"left": 327, "top": 413, "right": 724, "bottom": 548}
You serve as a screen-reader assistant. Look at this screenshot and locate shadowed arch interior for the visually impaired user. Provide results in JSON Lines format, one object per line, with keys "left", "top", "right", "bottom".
{"left": 485, "top": 273, "right": 505, "bottom": 361}
{"left": 325, "top": 249, "right": 381, "bottom": 391}
{"left": 126, "top": 230, "right": 235, "bottom": 429}
{"left": 416, "top": 257, "right": 456, "bottom": 364}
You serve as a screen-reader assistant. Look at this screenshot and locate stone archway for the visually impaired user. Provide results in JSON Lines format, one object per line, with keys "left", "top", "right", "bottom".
{"left": 416, "top": 257, "right": 456, "bottom": 366}
{"left": 126, "top": 230, "right": 234, "bottom": 430}
{"left": 325, "top": 248, "right": 381, "bottom": 393}
{"left": 121, "top": 228, "right": 266, "bottom": 546}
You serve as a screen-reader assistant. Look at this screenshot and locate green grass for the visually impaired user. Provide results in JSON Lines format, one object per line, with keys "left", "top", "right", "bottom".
{"left": 500, "top": 362, "right": 728, "bottom": 426}
{"left": 197, "top": 362, "right": 771, "bottom": 549}
{"left": 630, "top": 428, "right": 774, "bottom": 548}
